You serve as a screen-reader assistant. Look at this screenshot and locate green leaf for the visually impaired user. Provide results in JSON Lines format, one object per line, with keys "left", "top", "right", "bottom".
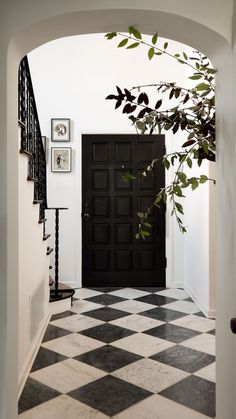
{"left": 207, "top": 68, "right": 217, "bottom": 74}
{"left": 144, "top": 222, "right": 152, "bottom": 228}
{"left": 163, "top": 158, "right": 170, "bottom": 170}
{"left": 122, "top": 173, "right": 136, "bottom": 182}
{"left": 129, "top": 26, "right": 142, "bottom": 39}
{"left": 164, "top": 42, "right": 168, "bottom": 50}
{"left": 118, "top": 38, "right": 128, "bottom": 48}
{"left": 155, "top": 52, "right": 162, "bottom": 56}
{"left": 105, "top": 32, "right": 117, "bottom": 40}
{"left": 177, "top": 172, "right": 187, "bottom": 183}
{"left": 152, "top": 33, "right": 158, "bottom": 45}
{"left": 199, "top": 175, "right": 208, "bottom": 184}
{"left": 137, "top": 212, "right": 144, "bottom": 218}
{"left": 189, "top": 75, "right": 202, "bottom": 80}
{"left": 191, "top": 181, "right": 199, "bottom": 190}
{"left": 178, "top": 59, "right": 185, "bottom": 64}
{"left": 127, "top": 42, "right": 140, "bottom": 49}
{"left": 187, "top": 157, "right": 193, "bottom": 168}
{"left": 135, "top": 233, "right": 140, "bottom": 240}
{"left": 140, "top": 230, "right": 150, "bottom": 237}
{"left": 154, "top": 194, "right": 163, "bottom": 205}
{"left": 183, "top": 52, "right": 188, "bottom": 60}
{"left": 148, "top": 47, "right": 155, "bottom": 60}
{"left": 196, "top": 82, "right": 210, "bottom": 91}
{"left": 188, "top": 132, "right": 195, "bottom": 140}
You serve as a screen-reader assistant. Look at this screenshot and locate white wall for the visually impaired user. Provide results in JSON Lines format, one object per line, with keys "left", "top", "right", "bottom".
{"left": 28, "top": 33, "right": 214, "bottom": 311}
{"left": 28, "top": 34, "right": 192, "bottom": 290}
{"left": 18, "top": 129, "right": 50, "bottom": 395}
{"left": 183, "top": 160, "right": 216, "bottom": 317}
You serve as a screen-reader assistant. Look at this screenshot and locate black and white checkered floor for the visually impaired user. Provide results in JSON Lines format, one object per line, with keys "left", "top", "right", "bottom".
{"left": 19, "top": 287, "right": 216, "bottom": 418}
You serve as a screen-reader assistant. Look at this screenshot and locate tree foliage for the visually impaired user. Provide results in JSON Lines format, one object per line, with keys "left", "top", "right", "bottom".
{"left": 105, "top": 27, "right": 216, "bottom": 234}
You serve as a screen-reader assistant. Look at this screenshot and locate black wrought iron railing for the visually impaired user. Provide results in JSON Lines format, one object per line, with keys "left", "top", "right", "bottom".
{"left": 18, "top": 56, "right": 47, "bottom": 220}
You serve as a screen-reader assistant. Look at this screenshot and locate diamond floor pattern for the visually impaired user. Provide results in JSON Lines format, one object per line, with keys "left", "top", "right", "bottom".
{"left": 18, "top": 287, "right": 215, "bottom": 418}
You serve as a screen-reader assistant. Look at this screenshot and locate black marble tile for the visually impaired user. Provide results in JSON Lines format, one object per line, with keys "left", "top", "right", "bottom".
{"left": 160, "top": 375, "right": 215, "bottom": 418}
{"left": 30, "top": 347, "right": 66, "bottom": 372}
{"left": 140, "top": 307, "right": 187, "bottom": 322}
{"left": 144, "top": 323, "right": 200, "bottom": 343}
{"left": 194, "top": 311, "right": 206, "bottom": 318}
{"left": 18, "top": 377, "right": 60, "bottom": 413}
{"left": 87, "top": 287, "right": 124, "bottom": 293}
{"left": 84, "top": 306, "right": 130, "bottom": 322}
{"left": 79, "top": 323, "right": 135, "bottom": 343}
{"left": 85, "top": 294, "right": 126, "bottom": 306}
{"left": 50, "top": 311, "right": 77, "bottom": 321}
{"left": 133, "top": 287, "right": 166, "bottom": 293}
{"left": 135, "top": 294, "right": 176, "bottom": 306}
{"left": 208, "top": 329, "right": 216, "bottom": 335}
{"left": 69, "top": 375, "right": 151, "bottom": 416}
{"left": 151, "top": 345, "right": 215, "bottom": 373}
{"left": 76, "top": 345, "right": 142, "bottom": 372}
{"left": 42, "top": 324, "right": 72, "bottom": 342}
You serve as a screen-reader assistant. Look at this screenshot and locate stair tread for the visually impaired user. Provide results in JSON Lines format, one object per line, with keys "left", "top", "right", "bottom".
{"left": 46, "top": 247, "right": 53, "bottom": 255}
{"left": 27, "top": 175, "right": 38, "bottom": 182}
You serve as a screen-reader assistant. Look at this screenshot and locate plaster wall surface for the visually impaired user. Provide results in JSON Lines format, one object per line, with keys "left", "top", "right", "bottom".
{"left": 0, "top": 2, "right": 235, "bottom": 419}
{"left": 28, "top": 34, "right": 192, "bottom": 290}
{"left": 18, "top": 145, "right": 50, "bottom": 395}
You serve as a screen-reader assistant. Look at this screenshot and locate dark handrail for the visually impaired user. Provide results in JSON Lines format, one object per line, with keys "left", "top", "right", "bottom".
{"left": 18, "top": 56, "right": 47, "bottom": 220}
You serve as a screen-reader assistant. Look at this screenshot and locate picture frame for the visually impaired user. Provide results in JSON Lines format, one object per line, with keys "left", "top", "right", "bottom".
{"left": 51, "top": 147, "right": 72, "bottom": 172}
{"left": 51, "top": 118, "right": 70, "bottom": 142}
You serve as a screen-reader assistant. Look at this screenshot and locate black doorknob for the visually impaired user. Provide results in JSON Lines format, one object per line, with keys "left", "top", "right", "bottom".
{"left": 230, "top": 318, "right": 236, "bottom": 334}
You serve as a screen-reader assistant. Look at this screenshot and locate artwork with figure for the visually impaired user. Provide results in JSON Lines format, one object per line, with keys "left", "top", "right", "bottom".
{"left": 51, "top": 118, "right": 70, "bottom": 141}
{"left": 51, "top": 147, "right": 72, "bottom": 172}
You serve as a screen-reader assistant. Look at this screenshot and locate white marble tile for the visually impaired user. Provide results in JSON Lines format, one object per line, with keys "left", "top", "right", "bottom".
{"left": 194, "top": 362, "right": 216, "bottom": 383}
{"left": 162, "top": 300, "right": 199, "bottom": 314}
{"left": 170, "top": 315, "right": 215, "bottom": 333}
{"left": 109, "top": 288, "right": 149, "bottom": 299}
{"left": 30, "top": 359, "right": 106, "bottom": 393}
{"left": 110, "top": 314, "right": 164, "bottom": 332}
{"left": 18, "top": 394, "right": 109, "bottom": 419}
{"left": 42, "top": 333, "right": 104, "bottom": 357}
{"left": 74, "top": 288, "right": 102, "bottom": 299}
{"left": 111, "top": 332, "right": 175, "bottom": 357}
{"left": 111, "top": 300, "right": 156, "bottom": 314}
{"left": 113, "top": 358, "right": 189, "bottom": 393}
{"left": 155, "top": 288, "right": 189, "bottom": 300}
{"left": 70, "top": 300, "right": 104, "bottom": 314}
{"left": 182, "top": 333, "right": 215, "bottom": 356}
{"left": 113, "top": 394, "right": 210, "bottom": 419}
{"left": 50, "top": 313, "right": 104, "bottom": 332}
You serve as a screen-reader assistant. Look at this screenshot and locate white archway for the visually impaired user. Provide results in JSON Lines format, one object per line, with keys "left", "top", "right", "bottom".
{"left": 1, "top": 6, "right": 235, "bottom": 419}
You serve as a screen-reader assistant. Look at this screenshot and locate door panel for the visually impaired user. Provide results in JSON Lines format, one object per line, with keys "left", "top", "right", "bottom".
{"left": 82, "top": 134, "right": 165, "bottom": 287}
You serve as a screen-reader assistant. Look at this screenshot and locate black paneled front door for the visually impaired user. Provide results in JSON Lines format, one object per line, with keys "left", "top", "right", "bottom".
{"left": 82, "top": 134, "right": 165, "bottom": 287}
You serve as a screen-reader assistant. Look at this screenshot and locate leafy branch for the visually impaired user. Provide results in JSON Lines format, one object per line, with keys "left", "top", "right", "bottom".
{"left": 105, "top": 27, "right": 216, "bottom": 235}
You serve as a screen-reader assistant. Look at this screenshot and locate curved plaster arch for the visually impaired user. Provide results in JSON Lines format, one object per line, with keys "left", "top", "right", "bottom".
{"left": 1, "top": 6, "right": 235, "bottom": 419}
{"left": 9, "top": 9, "right": 228, "bottom": 61}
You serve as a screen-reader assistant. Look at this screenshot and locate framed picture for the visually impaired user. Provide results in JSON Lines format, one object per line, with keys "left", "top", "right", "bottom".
{"left": 41, "top": 136, "right": 48, "bottom": 162}
{"left": 51, "top": 118, "right": 70, "bottom": 142}
{"left": 51, "top": 147, "right": 72, "bottom": 172}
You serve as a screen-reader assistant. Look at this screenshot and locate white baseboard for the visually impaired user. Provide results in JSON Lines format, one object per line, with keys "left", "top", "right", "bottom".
{"left": 184, "top": 283, "right": 216, "bottom": 319}
{"left": 169, "top": 281, "right": 184, "bottom": 289}
{"left": 18, "top": 311, "right": 51, "bottom": 398}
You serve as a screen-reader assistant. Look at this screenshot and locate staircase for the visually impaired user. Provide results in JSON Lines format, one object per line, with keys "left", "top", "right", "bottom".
{"left": 18, "top": 56, "right": 74, "bottom": 309}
